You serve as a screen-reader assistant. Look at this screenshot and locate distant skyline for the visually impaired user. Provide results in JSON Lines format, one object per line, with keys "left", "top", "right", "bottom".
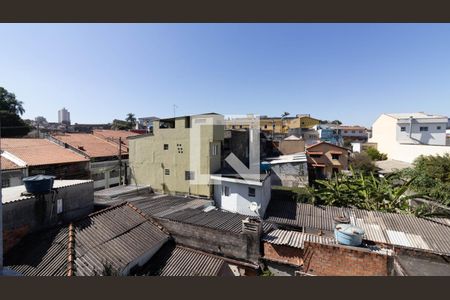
{"left": 1, "top": 24, "right": 450, "bottom": 127}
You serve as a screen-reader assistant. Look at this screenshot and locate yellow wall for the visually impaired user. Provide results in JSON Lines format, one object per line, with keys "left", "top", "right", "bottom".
{"left": 129, "top": 115, "right": 224, "bottom": 198}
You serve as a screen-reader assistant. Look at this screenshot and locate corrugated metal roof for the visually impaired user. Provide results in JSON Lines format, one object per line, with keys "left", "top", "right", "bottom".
{"left": 74, "top": 203, "right": 170, "bottom": 276}
{"left": 6, "top": 202, "right": 170, "bottom": 276}
{"left": 262, "top": 229, "right": 336, "bottom": 249}
{"left": 264, "top": 200, "right": 450, "bottom": 255}
{"left": 5, "top": 226, "right": 69, "bottom": 276}
{"left": 157, "top": 246, "right": 225, "bottom": 276}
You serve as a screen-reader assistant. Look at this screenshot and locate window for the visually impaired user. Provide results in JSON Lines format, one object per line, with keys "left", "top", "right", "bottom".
{"left": 212, "top": 144, "right": 219, "bottom": 156}
{"left": 420, "top": 126, "right": 428, "bottom": 132}
{"left": 344, "top": 130, "right": 348, "bottom": 133}
{"left": 164, "top": 144, "right": 169, "bottom": 150}
{"left": 232, "top": 125, "right": 235, "bottom": 129}
{"left": 57, "top": 199, "right": 63, "bottom": 214}
{"left": 185, "top": 171, "right": 195, "bottom": 180}
{"left": 223, "top": 186, "right": 230, "bottom": 196}
{"left": 331, "top": 154, "right": 340, "bottom": 160}
{"left": 92, "top": 172, "right": 105, "bottom": 181}
{"left": 351, "top": 130, "right": 356, "bottom": 133}
{"left": 164, "top": 169, "right": 170, "bottom": 175}
{"left": 437, "top": 126, "right": 442, "bottom": 130}
{"left": 248, "top": 187, "right": 256, "bottom": 197}
{"left": 264, "top": 124, "right": 268, "bottom": 129}
{"left": 2, "top": 178, "right": 10, "bottom": 188}
{"left": 240, "top": 125, "right": 243, "bottom": 129}
{"left": 400, "top": 127, "right": 406, "bottom": 132}
{"left": 310, "top": 154, "right": 321, "bottom": 158}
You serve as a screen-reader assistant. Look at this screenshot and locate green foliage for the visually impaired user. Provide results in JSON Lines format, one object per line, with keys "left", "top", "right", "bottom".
{"left": 111, "top": 119, "right": 131, "bottom": 130}
{"left": 310, "top": 170, "right": 422, "bottom": 214}
{"left": 0, "top": 87, "right": 25, "bottom": 115}
{"left": 261, "top": 268, "right": 274, "bottom": 276}
{"left": 366, "top": 147, "right": 388, "bottom": 161}
{"left": 399, "top": 154, "right": 450, "bottom": 206}
{"left": 350, "top": 152, "right": 377, "bottom": 175}
{"left": 0, "top": 87, "right": 31, "bottom": 137}
{"left": 126, "top": 113, "right": 136, "bottom": 127}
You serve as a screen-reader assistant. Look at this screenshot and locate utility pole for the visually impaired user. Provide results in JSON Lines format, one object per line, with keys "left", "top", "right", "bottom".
{"left": 118, "top": 137, "right": 122, "bottom": 185}
{"left": 173, "top": 104, "right": 178, "bottom": 118}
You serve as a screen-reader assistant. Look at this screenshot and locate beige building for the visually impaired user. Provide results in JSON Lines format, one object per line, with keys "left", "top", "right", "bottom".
{"left": 306, "top": 141, "right": 350, "bottom": 179}
{"left": 369, "top": 112, "right": 450, "bottom": 163}
{"left": 128, "top": 113, "right": 224, "bottom": 198}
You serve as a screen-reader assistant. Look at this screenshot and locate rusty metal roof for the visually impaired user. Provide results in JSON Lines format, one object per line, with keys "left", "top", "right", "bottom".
{"left": 264, "top": 200, "right": 450, "bottom": 255}
{"left": 262, "top": 229, "right": 336, "bottom": 249}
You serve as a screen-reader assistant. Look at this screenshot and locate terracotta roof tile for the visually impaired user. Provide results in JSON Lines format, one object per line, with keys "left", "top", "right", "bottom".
{"left": 1, "top": 156, "right": 24, "bottom": 170}
{"left": 1, "top": 139, "right": 89, "bottom": 167}
{"left": 93, "top": 130, "right": 140, "bottom": 147}
{"left": 52, "top": 133, "right": 126, "bottom": 158}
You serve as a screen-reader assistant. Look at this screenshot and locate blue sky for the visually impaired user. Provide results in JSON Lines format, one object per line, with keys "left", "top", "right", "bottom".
{"left": 0, "top": 24, "right": 449, "bottom": 127}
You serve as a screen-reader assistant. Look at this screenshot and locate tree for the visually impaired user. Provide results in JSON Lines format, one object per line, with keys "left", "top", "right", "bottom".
{"left": 111, "top": 119, "right": 131, "bottom": 130}
{"left": 366, "top": 147, "right": 387, "bottom": 161}
{"left": 350, "top": 152, "right": 377, "bottom": 174}
{"left": 400, "top": 154, "right": 450, "bottom": 206}
{"left": 310, "top": 170, "right": 422, "bottom": 214}
{"left": 126, "top": 113, "right": 136, "bottom": 128}
{"left": 0, "top": 87, "right": 30, "bottom": 137}
{"left": 331, "top": 120, "right": 342, "bottom": 125}
{"left": 0, "top": 87, "right": 25, "bottom": 115}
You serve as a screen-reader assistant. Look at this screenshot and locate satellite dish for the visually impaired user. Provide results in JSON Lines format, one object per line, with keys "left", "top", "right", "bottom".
{"left": 249, "top": 202, "right": 261, "bottom": 212}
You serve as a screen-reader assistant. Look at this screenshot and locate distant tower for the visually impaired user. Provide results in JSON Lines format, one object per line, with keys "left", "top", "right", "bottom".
{"left": 58, "top": 107, "right": 71, "bottom": 125}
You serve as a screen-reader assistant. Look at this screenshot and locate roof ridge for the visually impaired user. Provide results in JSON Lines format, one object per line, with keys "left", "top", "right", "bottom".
{"left": 127, "top": 202, "right": 171, "bottom": 235}
{"left": 67, "top": 223, "right": 76, "bottom": 276}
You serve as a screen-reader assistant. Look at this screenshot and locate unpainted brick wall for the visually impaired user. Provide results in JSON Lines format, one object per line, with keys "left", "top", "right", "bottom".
{"left": 302, "top": 241, "right": 391, "bottom": 276}
{"left": 263, "top": 242, "right": 303, "bottom": 266}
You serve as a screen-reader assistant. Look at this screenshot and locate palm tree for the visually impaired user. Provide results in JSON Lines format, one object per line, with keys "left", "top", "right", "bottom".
{"left": 125, "top": 113, "right": 136, "bottom": 128}
{"left": 0, "top": 87, "right": 25, "bottom": 115}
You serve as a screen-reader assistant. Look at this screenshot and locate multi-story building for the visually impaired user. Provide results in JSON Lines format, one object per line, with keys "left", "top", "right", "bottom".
{"left": 338, "top": 125, "right": 368, "bottom": 142}
{"left": 369, "top": 112, "right": 450, "bottom": 163}
{"left": 128, "top": 113, "right": 224, "bottom": 198}
{"left": 225, "top": 114, "right": 320, "bottom": 140}
{"left": 58, "top": 107, "right": 71, "bottom": 125}
{"left": 306, "top": 141, "right": 350, "bottom": 180}
{"left": 313, "top": 124, "right": 343, "bottom": 146}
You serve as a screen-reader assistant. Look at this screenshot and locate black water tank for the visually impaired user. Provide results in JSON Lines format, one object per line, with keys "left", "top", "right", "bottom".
{"left": 22, "top": 175, "right": 55, "bottom": 194}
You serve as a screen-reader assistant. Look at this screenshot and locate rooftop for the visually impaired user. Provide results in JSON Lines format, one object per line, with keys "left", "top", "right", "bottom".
{"left": 0, "top": 138, "right": 89, "bottom": 166}
{"left": 264, "top": 200, "right": 450, "bottom": 255}
{"left": 265, "top": 152, "right": 307, "bottom": 164}
{"left": 51, "top": 133, "right": 127, "bottom": 158}
{"left": 1, "top": 156, "right": 24, "bottom": 170}
{"left": 375, "top": 159, "right": 412, "bottom": 174}
{"left": 92, "top": 129, "right": 140, "bottom": 147}
{"left": 2, "top": 179, "right": 93, "bottom": 204}
{"left": 142, "top": 243, "right": 230, "bottom": 276}
{"left": 386, "top": 112, "right": 448, "bottom": 120}
{"left": 5, "top": 202, "right": 170, "bottom": 276}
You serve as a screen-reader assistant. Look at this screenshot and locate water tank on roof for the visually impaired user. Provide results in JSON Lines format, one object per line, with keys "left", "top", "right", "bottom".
{"left": 260, "top": 162, "right": 271, "bottom": 172}
{"left": 334, "top": 224, "right": 365, "bottom": 247}
{"left": 22, "top": 175, "right": 55, "bottom": 194}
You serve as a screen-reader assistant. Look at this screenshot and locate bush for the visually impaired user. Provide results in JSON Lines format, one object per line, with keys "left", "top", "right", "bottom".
{"left": 271, "top": 186, "right": 314, "bottom": 203}
{"left": 350, "top": 152, "right": 377, "bottom": 174}
{"left": 366, "top": 147, "right": 387, "bottom": 161}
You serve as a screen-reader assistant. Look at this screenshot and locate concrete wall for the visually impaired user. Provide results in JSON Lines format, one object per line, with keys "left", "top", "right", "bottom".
{"left": 156, "top": 218, "right": 261, "bottom": 264}
{"left": 370, "top": 114, "right": 450, "bottom": 163}
{"left": 396, "top": 120, "right": 447, "bottom": 146}
{"left": 302, "top": 241, "right": 393, "bottom": 276}
{"left": 270, "top": 162, "right": 308, "bottom": 188}
{"left": 129, "top": 115, "right": 224, "bottom": 198}
{"left": 1, "top": 169, "right": 27, "bottom": 187}
{"left": 278, "top": 140, "right": 305, "bottom": 155}
{"left": 213, "top": 177, "right": 271, "bottom": 217}
{"left": 2, "top": 181, "right": 94, "bottom": 253}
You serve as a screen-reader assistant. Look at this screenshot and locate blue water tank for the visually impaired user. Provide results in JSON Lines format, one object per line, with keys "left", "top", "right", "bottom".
{"left": 260, "top": 162, "right": 271, "bottom": 172}
{"left": 334, "top": 224, "right": 365, "bottom": 246}
{"left": 22, "top": 175, "right": 55, "bottom": 194}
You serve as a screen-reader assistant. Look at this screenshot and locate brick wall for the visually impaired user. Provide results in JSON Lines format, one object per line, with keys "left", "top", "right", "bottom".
{"left": 263, "top": 242, "right": 303, "bottom": 266}
{"left": 302, "top": 241, "right": 392, "bottom": 276}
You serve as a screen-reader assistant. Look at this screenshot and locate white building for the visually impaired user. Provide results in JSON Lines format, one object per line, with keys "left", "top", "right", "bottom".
{"left": 58, "top": 107, "right": 71, "bottom": 125}
{"left": 369, "top": 112, "right": 450, "bottom": 163}
{"left": 266, "top": 153, "right": 308, "bottom": 188}
{"left": 210, "top": 173, "right": 271, "bottom": 217}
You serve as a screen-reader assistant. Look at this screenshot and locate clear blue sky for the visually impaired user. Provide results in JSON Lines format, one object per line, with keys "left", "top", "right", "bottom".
{"left": 1, "top": 24, "right": 449, "bottom": 127}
